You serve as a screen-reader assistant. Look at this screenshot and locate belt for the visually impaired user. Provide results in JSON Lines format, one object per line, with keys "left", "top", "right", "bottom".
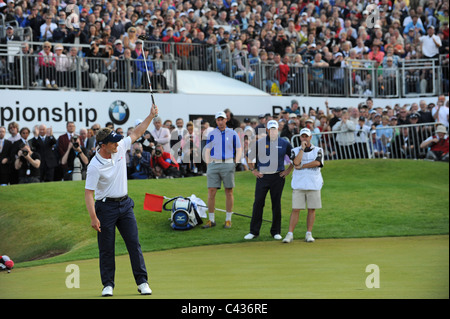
{"left": 210, "top": 159, "right": 234, "bottom": 163}
{"left": 260, "top": 171, "right": 283, "bottom": 175}
{"left": 98, "top": 195, "right": 129, "bottom": 202}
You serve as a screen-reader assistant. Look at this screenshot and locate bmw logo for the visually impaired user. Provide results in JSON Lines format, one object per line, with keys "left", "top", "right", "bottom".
{"left": 109, "top": 100, "right": 130, "bottom": 125}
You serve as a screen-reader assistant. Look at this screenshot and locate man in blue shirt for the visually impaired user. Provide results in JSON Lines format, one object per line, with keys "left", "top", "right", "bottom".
{"left": 203, "top": 111, "right": 242, "bottom": 229}
{"left": 244, "top": 120, "right": 293, "bottom": 240}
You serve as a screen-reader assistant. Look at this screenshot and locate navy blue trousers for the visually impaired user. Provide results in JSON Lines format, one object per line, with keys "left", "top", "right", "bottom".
{"left": 250, "top": 173, "right": 285, "bottom": 236}
{"left": 95, "top": 197, "right": 148, "bottom": 288}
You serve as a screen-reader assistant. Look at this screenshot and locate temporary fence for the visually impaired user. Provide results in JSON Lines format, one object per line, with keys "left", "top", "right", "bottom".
{"left": 0, "top": 43, "right": 177, "bottom": 92}
{"left": 291, "top": 122, "right": 440, "bottom": 160}
{"left": 1, "top": 39, "right": 448, "bottom": 97}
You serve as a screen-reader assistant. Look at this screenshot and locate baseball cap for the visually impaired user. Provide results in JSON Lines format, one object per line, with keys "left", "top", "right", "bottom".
{"left": 5, "top": 260, "right": 14, "bottom": 269}
{"left": 267, "top": 120, "right": 279, "bottom": 130}
{"left": 215, "top": 111, "right": 226, "bottom": 119}
{"left": 299, "top": 128, "right": 311, "bottom": 136}
{"left": 436, "top": 125, "right": 447, "bottom": 134}
{"left": 98, "top": 130, "right": 123, "bottom": 145}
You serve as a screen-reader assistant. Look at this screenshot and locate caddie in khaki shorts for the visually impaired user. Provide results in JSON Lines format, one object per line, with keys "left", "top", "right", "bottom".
{"left": 283, "top": 128, "right": 324, "bottom": 244}
{"left": 203, "top": 111, "right": 242, "bottom": 229}
{"left": 292, "top": 189, "right": 322, "bottom": 210}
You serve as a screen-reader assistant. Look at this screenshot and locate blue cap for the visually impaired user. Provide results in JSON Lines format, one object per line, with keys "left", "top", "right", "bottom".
{"left": 98, "top": 131, "right": 123, "bottom": 145}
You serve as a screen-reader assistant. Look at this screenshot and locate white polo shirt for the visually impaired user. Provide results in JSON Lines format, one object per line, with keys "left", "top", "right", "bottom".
{"left": 419, "top": 34, "right": 441, "bottom": 57}
{"left": 85, "top": 136, "right": 131, "bottom": 200}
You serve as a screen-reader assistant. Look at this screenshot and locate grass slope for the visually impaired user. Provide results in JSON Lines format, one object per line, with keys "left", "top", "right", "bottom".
{"left": 0, "top": 160, "right": 448, "bottom": 268}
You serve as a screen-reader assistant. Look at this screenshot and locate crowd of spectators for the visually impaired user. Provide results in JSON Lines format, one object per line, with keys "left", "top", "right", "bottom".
{"left": 1, "top": 0, "right": 449, "bottom": 94}
{"left": 276, "top": 95, "right": 449, "bottom": 160}
{"left": 0, "top": 95, "right": 448, "bottom": 185}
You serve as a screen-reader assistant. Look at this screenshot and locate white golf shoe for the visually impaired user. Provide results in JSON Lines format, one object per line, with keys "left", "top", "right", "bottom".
{"left": 305, "top": 232, "right": 315, "bottom": 243}
{"left": 282, "top": 233, "right": 293, "bottom": 243}
{"left": 244, "top": 233, "right": 257, "bottom": 240}
{"left": 102, "top": 286, "right": 113, "bottom": 297}
{"left": 138, "top": 282, "right": 152, "bottom": 295}
{"left": 273, "top": 234, "right": 282, "bottom": 240}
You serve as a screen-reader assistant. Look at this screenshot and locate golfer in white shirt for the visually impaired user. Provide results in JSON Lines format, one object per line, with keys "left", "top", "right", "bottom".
{"left": 85, "top": 104, "right": 158, "bottom": 297}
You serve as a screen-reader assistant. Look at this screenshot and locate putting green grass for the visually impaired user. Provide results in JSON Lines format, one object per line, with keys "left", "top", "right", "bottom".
{"left": 0, "top": 160, "right": 448, "bottom": 267}
{"left": 1, "top": 235, "right": 448, "bottom": 299}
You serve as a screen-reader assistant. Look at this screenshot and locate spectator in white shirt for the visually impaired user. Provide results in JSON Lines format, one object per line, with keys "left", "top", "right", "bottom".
{"left": 150, "top": 117, "right": 171, "bottom": 153}
{"left": 432, "top": 95, "right": 449, "bottom": 128}
{"left": 420, "top": 25, "right": 442, "bottom": 59}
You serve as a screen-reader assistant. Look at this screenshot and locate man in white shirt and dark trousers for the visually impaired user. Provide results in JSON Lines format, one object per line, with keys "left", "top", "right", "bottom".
{"left": 283, "top": 128, "right": 324, "bottom": 243}
{"left": 85, "top": 104, "right": 158, "bottom": 297}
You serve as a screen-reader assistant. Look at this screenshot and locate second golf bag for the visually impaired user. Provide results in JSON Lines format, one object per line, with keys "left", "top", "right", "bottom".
{"left": 163, "top": 196, "right": 203, "bottom": 230}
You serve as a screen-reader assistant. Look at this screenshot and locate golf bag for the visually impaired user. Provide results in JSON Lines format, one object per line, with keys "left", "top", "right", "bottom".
{"left": 163, "top": 196, "right": 203, "bottom": 230}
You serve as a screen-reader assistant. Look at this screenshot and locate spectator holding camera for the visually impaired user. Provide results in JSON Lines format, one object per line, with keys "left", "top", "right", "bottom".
{"left": 14, "top": 140, "right": 41, "bottom": 184}
{"left": 130, "top": 142, "right": 153, "bottom": 179}
{"left": 420, "top": 125, "right": 449, "bottom": 162}
{"left": 150, "top": 143, "right": 180, "bottom": 178}
{"left": 61, "top": 134, "right": 89, "bottom": 180}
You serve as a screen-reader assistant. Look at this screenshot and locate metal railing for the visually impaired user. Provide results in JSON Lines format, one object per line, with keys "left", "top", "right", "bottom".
{"left": 291, "top": 123, "right": 440, "bottom": 160}
{"left": 0, "top": 44, "right": 177, "bottom": 92}
{"left": 1, "top": 38, "right": 448, "bottom": 97}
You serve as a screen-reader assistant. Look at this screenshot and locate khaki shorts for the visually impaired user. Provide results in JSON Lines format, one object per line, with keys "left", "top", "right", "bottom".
{"left": 292, "top": 189, "right": 322, "bottom": 209}
{"left": 207, "top": 162, "right": 235, "bottom": 189}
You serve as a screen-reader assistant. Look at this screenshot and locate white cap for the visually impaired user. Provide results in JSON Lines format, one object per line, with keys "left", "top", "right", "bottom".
{"left": 215, "top": 111, "right": 226, "bottom": 119}
{"left": 299, "top": 128, "right": 311, "bottom": 136}
{"left": 436, "top": 125, "right": 447, "bottom": 134}
{"left": 267, "top": 120, "right": 279, "bottom": 130}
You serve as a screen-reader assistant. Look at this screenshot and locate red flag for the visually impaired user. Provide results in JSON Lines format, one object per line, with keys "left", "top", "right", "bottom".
{"left": 143, "top": 193, "right": 164, "bottom": 212}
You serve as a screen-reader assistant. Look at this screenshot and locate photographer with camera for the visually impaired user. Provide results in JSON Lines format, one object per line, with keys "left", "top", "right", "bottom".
{"left": 14, "top": 142, "right": 41, "bottom": 184}
{"left": 130, "top": 143, "right": 153, "bottom": 179}
{"left": 61, "top": 134, "right": 89, "bottom": 180}
{"left": 150, "top": 143, "right": 180, "bottom": 178}
{"left": 273, "top": 29, "right": 291, "bottom": 56}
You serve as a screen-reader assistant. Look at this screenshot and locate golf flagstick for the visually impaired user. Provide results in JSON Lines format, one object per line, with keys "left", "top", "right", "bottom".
{"left": 162, "top": 196, "right": 272, "bottom": 223}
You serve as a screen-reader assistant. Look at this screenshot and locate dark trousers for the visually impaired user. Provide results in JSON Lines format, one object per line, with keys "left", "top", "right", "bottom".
{"left": 250, "top": 173, "right": 285, "bottom": 236}
{"left": 95, "top": 197, "right": 148, "bottom": 288}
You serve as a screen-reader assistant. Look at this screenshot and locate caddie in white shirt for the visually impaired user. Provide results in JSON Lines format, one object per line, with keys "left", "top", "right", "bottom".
{"left": 283, "top": 128, "right": 324, "bottom": 243}
{"left": 85, "top": 103, "right": 158, "bottom": 297}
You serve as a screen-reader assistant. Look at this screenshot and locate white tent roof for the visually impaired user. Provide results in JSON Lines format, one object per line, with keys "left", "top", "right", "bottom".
{"left": 164, "top": 70, "right": 269, "bottom": 96}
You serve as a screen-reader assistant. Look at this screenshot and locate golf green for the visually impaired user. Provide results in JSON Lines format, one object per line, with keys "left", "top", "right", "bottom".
{"left": 1, "top": 235, "right": 448, "bottom": 299}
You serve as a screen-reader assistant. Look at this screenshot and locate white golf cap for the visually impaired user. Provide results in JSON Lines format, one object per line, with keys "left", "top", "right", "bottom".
{"left": 299, "top": 128, "right": 311, "bottom": 136}
{"left": 215, "top": 111, "right": 226, "bottom": 119}
{"left": 436, "top": 125, "right": 447, "bottom": 134}
{"left": 267, "top": 120, "right": 279, "bottom": 130}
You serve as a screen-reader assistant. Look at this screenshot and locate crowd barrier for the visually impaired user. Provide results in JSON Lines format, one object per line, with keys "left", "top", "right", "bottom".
{"left": 0, "top": 43, "right": 177, "bottom": 92}
{"left": 291, "top": 123, "right": 440, "bottom": 160}
{"left": 1, "top": 40, "right": 448, "bottom": 97}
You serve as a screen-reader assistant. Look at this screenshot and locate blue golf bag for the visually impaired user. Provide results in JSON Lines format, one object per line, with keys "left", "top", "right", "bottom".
{"left": 163, "top": 196, "right": 204, "bottom": 230}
